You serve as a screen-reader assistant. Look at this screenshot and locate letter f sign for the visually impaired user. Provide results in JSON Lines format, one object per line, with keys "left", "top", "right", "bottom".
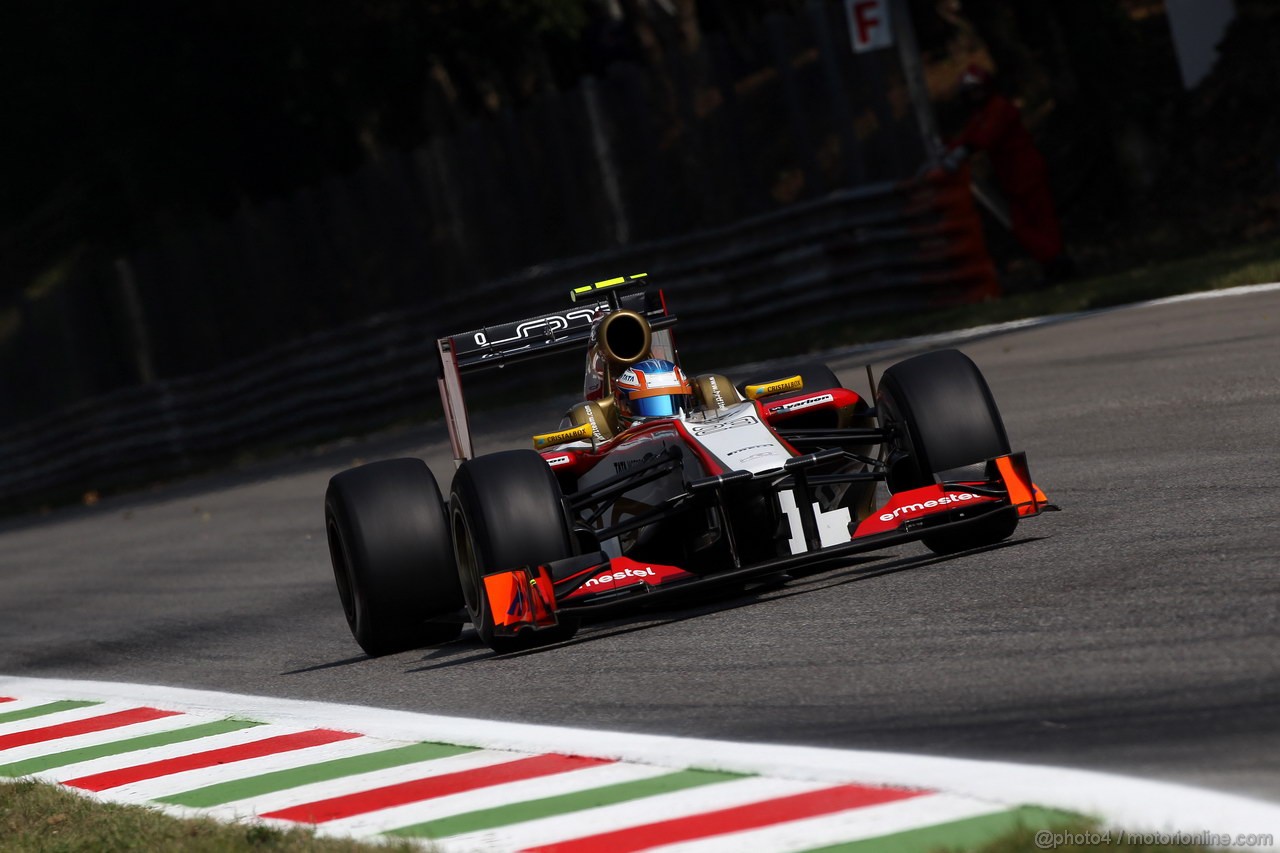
{"left": 847, "top": 0, "right": 892, "bottom": 53}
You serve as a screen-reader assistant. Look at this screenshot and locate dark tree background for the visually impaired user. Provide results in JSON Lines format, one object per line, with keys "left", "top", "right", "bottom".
{"left": 1, "top": 0, "right": 601, "bottom": 299}
{"left": 2, "top": 0, "right": 1273, "bottom": 306}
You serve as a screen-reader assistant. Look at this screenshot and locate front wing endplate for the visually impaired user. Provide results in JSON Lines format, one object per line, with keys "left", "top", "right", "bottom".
{"left": 483, "top": 565, "right": 559, "bottom": 637}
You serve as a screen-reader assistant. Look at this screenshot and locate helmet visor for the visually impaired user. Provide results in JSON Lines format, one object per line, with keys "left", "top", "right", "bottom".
{"left": 629, "top": 393, "right": 693, "bottom": 419}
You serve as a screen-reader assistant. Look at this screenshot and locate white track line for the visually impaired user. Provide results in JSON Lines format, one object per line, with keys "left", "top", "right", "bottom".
{"left": 1139, "top": 280, "right": 1280, "bottom": 306}
{"left": 775, "top": 280, "right": 1280, "bottom": 375}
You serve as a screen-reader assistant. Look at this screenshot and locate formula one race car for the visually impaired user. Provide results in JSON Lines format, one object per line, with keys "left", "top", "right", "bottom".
{"left": 325, "top": 275, "right": 1052, "bottom": 655}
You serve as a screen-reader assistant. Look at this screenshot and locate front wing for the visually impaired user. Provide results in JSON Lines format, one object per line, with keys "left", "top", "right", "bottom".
{"left": 481, "top": 452, "right": 1051, "bottom": 637}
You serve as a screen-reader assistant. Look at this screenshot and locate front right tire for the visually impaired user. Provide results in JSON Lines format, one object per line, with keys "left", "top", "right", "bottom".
{"left": 876, "top": 349, "right": 1018, "bottom": 555}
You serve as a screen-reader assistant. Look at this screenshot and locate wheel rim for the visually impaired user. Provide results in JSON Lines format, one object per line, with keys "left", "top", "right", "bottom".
{"left": 877, "top": 389, "right": 920, "bottom": 492}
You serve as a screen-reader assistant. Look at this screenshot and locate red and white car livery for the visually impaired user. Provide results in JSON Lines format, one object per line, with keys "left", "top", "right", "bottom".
{"left": 432, "top": 277, "right": 1052, "bottom": 647}
{"left": 324, "top": 275, "right": 1054, "bottom": 657}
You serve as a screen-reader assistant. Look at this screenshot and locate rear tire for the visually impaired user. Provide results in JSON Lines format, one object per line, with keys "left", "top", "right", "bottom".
{"left": 449, "top": 450, "right": 579, "bottom": 653}
{"left": 876, "top": 350, "right": 1017, "bottom": 554}
{"left": 325, "top": 458, "right": 464, "bottom": 656}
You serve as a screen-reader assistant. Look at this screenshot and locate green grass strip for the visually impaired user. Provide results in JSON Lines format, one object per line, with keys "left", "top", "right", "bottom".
{"left": 1, "top": 778, "right": 421, "bottom": 852}
{"left": 0, "top": 718, "right": 263, "bottom": 777}
{"left": 157, "top": 741, "right": 477, "bottom": 808}
{"left": 797, "top": 805, "right": 1078, "bottom": 853}
{"left": 0, "top": 700, "right": 99, "bottom": 725}
{"left": 390, "top": 768, "right": 742, "bottom": 840}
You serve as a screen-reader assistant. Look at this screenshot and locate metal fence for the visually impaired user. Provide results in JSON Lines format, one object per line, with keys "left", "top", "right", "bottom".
{"left": 0, "top": 172, "right": 994, "bottom": 507}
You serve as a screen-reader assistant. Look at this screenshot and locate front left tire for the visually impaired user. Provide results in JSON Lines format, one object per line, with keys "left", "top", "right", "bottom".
{"left": 449, "top": 450, "right": 579, "bottom": 653}
{"left": 876, "top": 349, "right": 1018, "bottom": 555}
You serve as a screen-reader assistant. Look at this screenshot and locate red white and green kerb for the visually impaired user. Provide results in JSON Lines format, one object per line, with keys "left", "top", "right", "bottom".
{"left": 1, "top": 680, "right": 1276, "bottom": 852}
{"left": 0, "top": 692, "right": 1050, "bottom": 851}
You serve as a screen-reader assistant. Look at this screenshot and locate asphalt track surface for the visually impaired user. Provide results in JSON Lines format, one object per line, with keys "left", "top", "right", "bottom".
{"left": 2, "top": 288, "right": 1278, "bottom": 805}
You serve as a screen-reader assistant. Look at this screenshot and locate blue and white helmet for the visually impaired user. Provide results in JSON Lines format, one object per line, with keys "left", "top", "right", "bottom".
{"left": 613, "top": 358, "right": 695, "bottom": 424}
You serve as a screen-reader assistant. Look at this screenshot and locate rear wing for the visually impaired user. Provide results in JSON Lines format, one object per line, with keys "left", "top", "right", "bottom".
{"left": 436, "top": 275, "right": 676, "bottom": 463}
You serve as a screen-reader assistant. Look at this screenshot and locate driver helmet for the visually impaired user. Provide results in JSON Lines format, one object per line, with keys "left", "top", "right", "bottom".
{"left": 614, "top": 358, "right": 695, "bottom": 424}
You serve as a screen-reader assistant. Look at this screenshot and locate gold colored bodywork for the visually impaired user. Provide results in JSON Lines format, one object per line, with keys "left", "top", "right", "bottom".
{"left": 567, "top": 398, "right": 618, "bottom": 441}
{"left": 692, "top": 374, "right": 743, "bottom": 411}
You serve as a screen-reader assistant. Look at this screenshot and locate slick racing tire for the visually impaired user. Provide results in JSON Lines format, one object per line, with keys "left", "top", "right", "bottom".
{"left": 325, "top": 458, "right": 464, "bottom": 657}
{"left": 450, "top": 450, "right": 579, "bottom": 653}
{"left": 876, "top": 349, "right": 1018, "bottom": 555}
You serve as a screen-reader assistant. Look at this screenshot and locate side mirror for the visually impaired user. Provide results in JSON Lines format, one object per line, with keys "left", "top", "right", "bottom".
{"left": 532, "top": 423, "right": 593, "bottom": 450}
{"left": 743, "top": 375, "right": 803, "bottom": 401}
